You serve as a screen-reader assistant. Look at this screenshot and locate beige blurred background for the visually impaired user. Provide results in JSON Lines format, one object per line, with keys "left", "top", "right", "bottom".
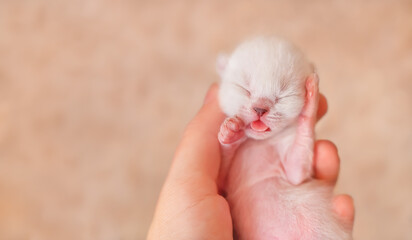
{"left": 0, "top": 0, "right": 411, "bottom": 239}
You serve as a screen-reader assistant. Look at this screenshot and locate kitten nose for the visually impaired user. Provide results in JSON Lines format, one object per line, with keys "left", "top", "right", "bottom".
{"left": 253, "top": 107, "right": 268, "bottom": 117}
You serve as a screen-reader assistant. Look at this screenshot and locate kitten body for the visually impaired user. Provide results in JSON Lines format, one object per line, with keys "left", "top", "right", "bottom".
{"left": 218, "top": 37, "right": 351, "bottom": 240}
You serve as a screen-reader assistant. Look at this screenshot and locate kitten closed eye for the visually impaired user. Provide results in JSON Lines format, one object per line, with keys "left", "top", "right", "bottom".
{"left": 234, "top": 83, "right": 251, "bottom": 97}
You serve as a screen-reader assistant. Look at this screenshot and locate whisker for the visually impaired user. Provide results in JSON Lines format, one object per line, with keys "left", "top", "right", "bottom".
{"left": 266, "top": 116, "right": 282, "bottom": 120}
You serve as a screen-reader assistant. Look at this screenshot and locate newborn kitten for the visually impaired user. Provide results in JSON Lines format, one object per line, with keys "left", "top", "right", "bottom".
{"left": 217, "top": 37, "right": 352, "bottom": 240}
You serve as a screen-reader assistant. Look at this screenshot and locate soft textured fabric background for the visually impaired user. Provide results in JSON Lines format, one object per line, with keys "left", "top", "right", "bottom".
{"left": 0, "top": 0, "right": 411, "bottom": 239}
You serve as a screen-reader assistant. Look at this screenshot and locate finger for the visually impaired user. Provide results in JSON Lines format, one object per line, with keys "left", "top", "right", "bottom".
{"left": 169, "top": 83, "right": 225, "bottom": 185}
{"left": 313, "top": 140, "right": 340, "bottom": 184}
{"left": 333, "top": 194, "right": 355, "bottom": 229}
{"left": 316, "top": 93, "right": 328, "bottom": 121}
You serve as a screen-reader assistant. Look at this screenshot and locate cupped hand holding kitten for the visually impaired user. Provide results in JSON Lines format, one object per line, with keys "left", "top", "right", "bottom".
{"left": 147, "top": 84, "right": 354, "bottom": 240}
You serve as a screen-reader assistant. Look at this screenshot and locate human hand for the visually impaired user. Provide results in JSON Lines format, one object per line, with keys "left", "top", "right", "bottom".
{"left": 147, "top": 84, "right": 354, "bottom": 240}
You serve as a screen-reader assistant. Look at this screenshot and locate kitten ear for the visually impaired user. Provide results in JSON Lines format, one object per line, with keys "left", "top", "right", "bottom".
{"left": 216, "top": 53, "right": 229, "bottom": 78}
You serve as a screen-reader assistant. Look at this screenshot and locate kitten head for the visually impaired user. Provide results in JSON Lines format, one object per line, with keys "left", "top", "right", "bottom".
{"left": 218, "top": 37, "right": 313, "bottom": 140}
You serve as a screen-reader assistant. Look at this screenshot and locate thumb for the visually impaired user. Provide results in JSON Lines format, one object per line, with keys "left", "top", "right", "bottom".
{"left": 169, "top": 83, "right": 225, "bottom": 185}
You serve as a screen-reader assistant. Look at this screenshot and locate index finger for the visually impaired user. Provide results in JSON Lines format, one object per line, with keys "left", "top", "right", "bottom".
{"left": 313, "top": 140, "right": 340, "bottom": 184}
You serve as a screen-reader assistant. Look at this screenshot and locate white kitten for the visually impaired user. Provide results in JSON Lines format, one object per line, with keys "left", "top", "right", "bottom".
{"left": 217, "top": 37, "right": 352, "bottom": 240}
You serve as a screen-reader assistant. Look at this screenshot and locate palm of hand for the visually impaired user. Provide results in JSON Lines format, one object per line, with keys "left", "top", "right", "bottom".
{"left": 148, "top": 84, "right": 354, "bottom": 240}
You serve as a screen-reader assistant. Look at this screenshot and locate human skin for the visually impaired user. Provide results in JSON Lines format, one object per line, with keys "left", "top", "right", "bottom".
{"left": 147, "top": 84, "right": 354, "bottom": 240}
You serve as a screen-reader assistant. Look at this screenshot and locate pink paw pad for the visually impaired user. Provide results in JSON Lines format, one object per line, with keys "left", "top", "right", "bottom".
{"left": 218, "top": 117, "right": 245, "bottom": 144}
{"left": 306, "top": 74, "right": 319, "bottom": 103}
{"left": 300, "top": 74, "right": 319, "bottom": 123}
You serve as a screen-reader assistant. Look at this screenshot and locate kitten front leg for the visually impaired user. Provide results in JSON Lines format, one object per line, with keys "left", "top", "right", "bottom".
{"left": 218, "top": 116, "right": 247, "bottom": 190}
{"left": 284, "top": 74, "right": 320, "bottom": 185}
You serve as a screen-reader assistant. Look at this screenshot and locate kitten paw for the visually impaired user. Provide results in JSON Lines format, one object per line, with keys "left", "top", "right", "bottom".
{"left": 285, "top": 144, "right": 314, "bottom": 185}
{"left": 300, "top": 73, "right": 320, "bottom": 123}
{"left": 218, "top": 116, "right": 245, "bottom": 145}
{"left": 286, "top": 164, "right": 313, "bottom": 185}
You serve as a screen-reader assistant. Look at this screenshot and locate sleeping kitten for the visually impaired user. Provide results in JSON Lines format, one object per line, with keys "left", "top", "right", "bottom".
{"left": 217, "top": 37, "right": 352, "bottom": 240}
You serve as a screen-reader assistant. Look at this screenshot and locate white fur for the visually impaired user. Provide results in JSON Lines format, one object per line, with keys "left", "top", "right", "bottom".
{"left": 218, "top": 37, "right": 352, "bottom": 240}
{"left": 219, "top": 37, "right": 312, "bottom": 139}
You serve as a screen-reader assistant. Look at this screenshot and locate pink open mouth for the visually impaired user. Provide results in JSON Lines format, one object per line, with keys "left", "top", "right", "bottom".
{"left": 250, "top": 120, "right": 270, "bottom": 132}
